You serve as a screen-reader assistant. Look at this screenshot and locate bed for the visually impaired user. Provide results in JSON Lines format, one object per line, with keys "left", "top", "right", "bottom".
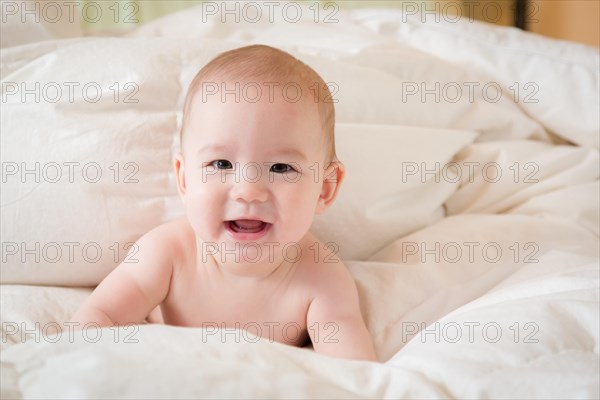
{"left": 1, "top": 2, "right": 599, "bottom": 398}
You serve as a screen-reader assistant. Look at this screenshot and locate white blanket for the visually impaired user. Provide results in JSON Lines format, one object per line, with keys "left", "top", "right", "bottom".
{"left": 1, "top": 3, "right": 598, "bottom": 399}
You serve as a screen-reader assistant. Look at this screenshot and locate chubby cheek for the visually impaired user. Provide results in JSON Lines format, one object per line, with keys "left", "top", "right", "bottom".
{"left": 274, "top": 178, "right": 321, "bottom": 243}
{"left": 183, "top": 173, "right": 226, "bottom": 241}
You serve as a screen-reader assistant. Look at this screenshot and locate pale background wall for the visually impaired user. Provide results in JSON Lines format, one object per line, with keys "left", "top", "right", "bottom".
{"left": 529, "top": 0, "right": 600, "bottom": 47}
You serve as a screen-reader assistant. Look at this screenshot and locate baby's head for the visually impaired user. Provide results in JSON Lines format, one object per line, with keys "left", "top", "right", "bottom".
{"left": 175, "top": 45, "right": 344, "bottom": 263}
{"left": 180, "top": 44, "right": 336, "bottom": 161}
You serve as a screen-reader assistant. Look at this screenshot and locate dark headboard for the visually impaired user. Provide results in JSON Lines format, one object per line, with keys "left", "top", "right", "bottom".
{"left": 514, "top": 0, "right": 529, "bottom": 30}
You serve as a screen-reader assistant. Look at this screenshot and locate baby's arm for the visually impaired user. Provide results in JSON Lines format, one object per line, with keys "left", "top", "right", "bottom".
{"left": 306, "top": 260, "right": 377, "bottom": 362}
{"left": 70, "top": 225, "right": 174, "bottom": 328}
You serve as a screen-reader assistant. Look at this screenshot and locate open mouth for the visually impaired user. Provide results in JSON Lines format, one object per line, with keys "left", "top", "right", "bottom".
{"left": 224, "top": 219, "right": 272, "bottom": 240}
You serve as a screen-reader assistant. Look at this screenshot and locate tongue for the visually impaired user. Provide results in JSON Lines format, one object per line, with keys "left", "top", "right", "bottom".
{"left": 232, "top": 219, "right": 265, "bottom": 232}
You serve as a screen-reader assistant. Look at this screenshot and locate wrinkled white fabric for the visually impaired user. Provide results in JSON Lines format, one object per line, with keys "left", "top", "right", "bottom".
{"left": 1, "top": 4, "right": 598, "bottom": 399}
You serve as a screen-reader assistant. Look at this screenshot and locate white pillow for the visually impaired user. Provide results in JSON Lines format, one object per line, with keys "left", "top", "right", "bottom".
{"left": 1, "top": 38, "right": 182, "bottom": 286}
{"left": 313, "top": 123, "right": 476, "bottom": 260}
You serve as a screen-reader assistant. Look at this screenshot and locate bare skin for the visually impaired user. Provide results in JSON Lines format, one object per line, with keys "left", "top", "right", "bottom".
{"left": 72, "top": 219, "right": 376, "bottom": 360}
{"left": 71, "top": 75, "right": 378, "bottom": 361}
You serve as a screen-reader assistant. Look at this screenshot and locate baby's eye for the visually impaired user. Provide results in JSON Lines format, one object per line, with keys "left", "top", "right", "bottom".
{"left": 270, "top": 163, "right": 293, "bottom": 174}
{"left": 211, "top": 159, "right": 233, "bottom": 169}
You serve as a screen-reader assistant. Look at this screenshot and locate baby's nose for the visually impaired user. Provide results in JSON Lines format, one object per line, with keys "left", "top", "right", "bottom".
{"left": 230, "top": 174, "right": 269, "bottom": 203}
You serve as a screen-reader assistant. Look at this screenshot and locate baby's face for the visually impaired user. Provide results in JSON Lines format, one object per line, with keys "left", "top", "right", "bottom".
{"left": 177, "top": 84, "right": 331, "bottom": 257}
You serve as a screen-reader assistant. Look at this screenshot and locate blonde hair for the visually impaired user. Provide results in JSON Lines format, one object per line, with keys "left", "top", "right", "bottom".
{"left": 180, "top": 44, "right": 336, "bottom": 161}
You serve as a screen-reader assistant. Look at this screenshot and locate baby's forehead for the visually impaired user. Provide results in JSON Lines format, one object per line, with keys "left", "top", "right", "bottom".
{"left": 183, "top": 88, "right": 326, "bottom": 154}
{"left": 189, "top": 75, "right": 318, "bottom": 107}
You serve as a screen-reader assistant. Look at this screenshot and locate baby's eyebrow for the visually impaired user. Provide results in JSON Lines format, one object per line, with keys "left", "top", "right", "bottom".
{"left": 197, "top": 145, "right": 308, "bottom": 161}
{"left": 267, "top": 149, "right": 308, "bottom": 161}
{"left": 196, "top": 144, "right": 232, "bottom": 156}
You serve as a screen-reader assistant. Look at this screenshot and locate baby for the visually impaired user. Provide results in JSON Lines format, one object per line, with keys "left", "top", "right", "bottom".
{"left": 71, "top": 45, "right": 377, "bottom": 361}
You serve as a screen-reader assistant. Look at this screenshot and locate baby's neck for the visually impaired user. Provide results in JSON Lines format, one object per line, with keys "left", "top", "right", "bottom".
{"left": 194, "top": 238, "right": 300, "bottom": 286}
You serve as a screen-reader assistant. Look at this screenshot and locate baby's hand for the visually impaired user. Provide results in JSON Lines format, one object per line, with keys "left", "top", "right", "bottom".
{"left": 306, "top": 260, "right": 378, "bottom": 362}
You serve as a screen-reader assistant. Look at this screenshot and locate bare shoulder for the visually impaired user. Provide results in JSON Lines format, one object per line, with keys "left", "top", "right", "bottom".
{"left": 70, "top": 218, "right": 195, "bottom": 327}
{"left": 297, "top": 232, "right": 357, "bottom": 300}
{"left": 142, "top": 217, "right": 193, "bottom": 242}
{"left": 135, "top": 218, "right": 195, "bottom": 265}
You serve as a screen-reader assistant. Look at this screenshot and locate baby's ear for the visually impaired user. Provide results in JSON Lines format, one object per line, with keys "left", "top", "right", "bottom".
{"left": 316, "top": 160, "right": 345, "bottom": 214}
{"left": 174, "top": 152, "right": 187, "bottom": 199}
